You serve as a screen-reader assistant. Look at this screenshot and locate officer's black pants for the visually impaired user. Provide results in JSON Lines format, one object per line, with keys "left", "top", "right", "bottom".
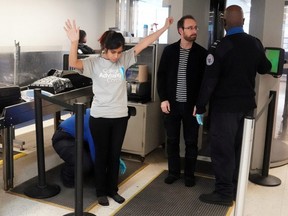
{"left": 209, "top": 111, "right": 246, "bottom": 198}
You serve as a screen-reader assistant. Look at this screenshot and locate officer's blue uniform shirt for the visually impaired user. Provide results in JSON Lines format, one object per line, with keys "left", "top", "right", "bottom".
{"left": 59, "top": 109, "right": 96, "bottom": 162}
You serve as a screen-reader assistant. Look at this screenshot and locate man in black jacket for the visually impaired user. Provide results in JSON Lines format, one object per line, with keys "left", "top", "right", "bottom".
{"left": 157, "top": 15, "right": 207, "bottom": 187}
{"left": 194, "top": 5, "right": 272, "bottom": 206}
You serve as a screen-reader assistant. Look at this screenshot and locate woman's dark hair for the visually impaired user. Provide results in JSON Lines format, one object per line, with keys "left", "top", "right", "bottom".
{"left": 79, "top": 30, "right": 87, "bottom": 43}
{"left": 98, "top": 30, "right": 125, "bottom": 51}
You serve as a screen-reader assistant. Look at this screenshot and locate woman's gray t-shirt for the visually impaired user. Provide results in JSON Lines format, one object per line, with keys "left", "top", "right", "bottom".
{"left": 82, "top": 48, "right": 136, "bottom": 118}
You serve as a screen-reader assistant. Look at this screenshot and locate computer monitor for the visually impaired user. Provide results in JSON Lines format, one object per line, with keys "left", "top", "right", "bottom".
{"left": 265, "top": 47, "right": 285, "bottom": 77}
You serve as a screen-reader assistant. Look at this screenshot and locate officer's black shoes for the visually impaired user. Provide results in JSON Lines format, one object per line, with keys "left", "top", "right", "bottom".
{"left": 199, "top": 191, "right": 233, "bottom": 206}
{"left": 109, "top": 193, "right": 125, "bottom": 204}
{"left": 184, "top": 177, "right": 195, "bottom": 187}
{"left": 98, "top": 196, "right": 109, "bottom": 206}
{"left": 164, "top": 175, "right": 180, "bottom": 184}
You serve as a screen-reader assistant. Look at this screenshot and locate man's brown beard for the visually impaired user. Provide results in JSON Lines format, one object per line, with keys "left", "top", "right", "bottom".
{"left": 184, "top": 34, "right": 197, "bottom": 42}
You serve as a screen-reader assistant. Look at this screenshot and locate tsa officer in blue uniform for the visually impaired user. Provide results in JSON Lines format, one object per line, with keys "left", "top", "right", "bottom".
{"left": 194, "top": 5, "right": 272, "bottom": 206}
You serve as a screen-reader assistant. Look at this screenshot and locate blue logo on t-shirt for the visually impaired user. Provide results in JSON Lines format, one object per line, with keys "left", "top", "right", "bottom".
{"left": 119, "top": 66, "right": 125, "bottom": 80}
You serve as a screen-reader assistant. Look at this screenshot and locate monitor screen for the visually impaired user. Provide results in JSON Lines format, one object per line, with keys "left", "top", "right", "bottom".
{"left": 266, "top": 49, "right": 280, "bottom": 74}
{"left": 265, "top": 47, "right": 285, "bottom": 76}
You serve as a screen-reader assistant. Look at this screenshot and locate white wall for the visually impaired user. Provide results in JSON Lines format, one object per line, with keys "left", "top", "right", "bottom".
{"left": 182, "top": 0, "right": 210, "bottom": 48}
{"left": 166, "top": 0, "right": 183, "bottom": 43}
{"left": 0, "top": 0, "right": 108, "bottom": 51}
{"left": 105, "top": 0, "right": 117, "bottom": 30}
{"left": 249, "top": 0, "right": 285, "bottom": 170}
{"left": 0, "top": 0, "right": 211, "bottom": 51}
{"left": 165, "top": 0, "right": 209, "bottom": 48}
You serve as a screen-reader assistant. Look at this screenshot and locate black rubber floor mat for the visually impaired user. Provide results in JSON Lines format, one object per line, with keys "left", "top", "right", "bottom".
{"left": 114, "top": 170, "right": 232, "bottom": 216}
{"left": 9, "top": 159, "right": 147, "bottom": 211}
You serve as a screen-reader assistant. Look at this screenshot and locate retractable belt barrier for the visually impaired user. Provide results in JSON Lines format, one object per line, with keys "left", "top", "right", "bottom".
{"left": 23, "top": 89, "right": 95, "bottom": 216}
{"left": 1, "top": 85, "right": 94, "bottom": 191}
{"left": 235, "top": 90, "right": 281, "bottom": 216}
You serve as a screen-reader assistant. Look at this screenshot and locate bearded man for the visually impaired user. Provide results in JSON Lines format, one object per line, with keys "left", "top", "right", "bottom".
{"left": 157, "top": 15, "right": 207, "bottom": 187}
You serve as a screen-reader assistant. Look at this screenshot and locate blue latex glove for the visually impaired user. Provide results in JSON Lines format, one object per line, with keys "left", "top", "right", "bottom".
{"left": 196, "top": 114, "right": 204, "bottom": 125}
{"left": 119, "top": 158, "right": 126, "bottom": 175}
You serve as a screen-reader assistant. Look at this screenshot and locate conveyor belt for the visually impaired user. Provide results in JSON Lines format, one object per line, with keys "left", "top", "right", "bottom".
{"left": 0, "top": 86, "right": 93, "bottom": 128}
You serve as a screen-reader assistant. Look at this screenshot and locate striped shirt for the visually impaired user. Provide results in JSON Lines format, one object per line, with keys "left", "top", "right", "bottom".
{"left": 176, "top": 47, "right": 190, "bottom": 102}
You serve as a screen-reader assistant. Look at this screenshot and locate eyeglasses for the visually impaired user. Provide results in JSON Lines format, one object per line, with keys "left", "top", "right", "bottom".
{"left": 183, "top": 26, "right": 199, "bottom": 31}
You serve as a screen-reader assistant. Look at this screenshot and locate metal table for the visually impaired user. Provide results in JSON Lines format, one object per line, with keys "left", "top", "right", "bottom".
{"left": 0, "top": 86, "right": 93, "bottom": 190}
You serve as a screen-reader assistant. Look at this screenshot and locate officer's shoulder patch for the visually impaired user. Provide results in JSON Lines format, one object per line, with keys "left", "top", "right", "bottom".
{"left": 211, "top": 40, "right": 220, "bottom": 48}
{"left": 206, "top": 54, "right": 214, "bottom": 66}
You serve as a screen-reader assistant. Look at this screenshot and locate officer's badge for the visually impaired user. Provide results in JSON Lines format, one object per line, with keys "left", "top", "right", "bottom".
{"left": 206, "top": 54, "right": 214, "bottom": 66}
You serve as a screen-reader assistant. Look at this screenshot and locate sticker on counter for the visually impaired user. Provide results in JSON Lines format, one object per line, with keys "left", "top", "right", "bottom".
{"left": 131, "top": 83, "right": 137, "bottom": 94}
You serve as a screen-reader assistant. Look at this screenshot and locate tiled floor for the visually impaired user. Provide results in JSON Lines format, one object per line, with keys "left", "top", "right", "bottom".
{"left": 0, "top": 121, "right": 287, "bottom": 216}
{"left": 1, "top": 77, "right": 288, "bottom": 216}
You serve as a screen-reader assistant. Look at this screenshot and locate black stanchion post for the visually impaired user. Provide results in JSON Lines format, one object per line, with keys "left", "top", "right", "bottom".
{"left": 64, "top": 103, "right": 95, "bottom": 216}
{"left": 3, "top": 126, "right": 14, "bottom": 190}
{"left": 24, "top": 89, "right": 60, "bottom": 198}
{"left": 249, "top": 90, "right": 281, "bottom": 186}
{"left": 75, "top": 103, "right": 84, "bottom": 216}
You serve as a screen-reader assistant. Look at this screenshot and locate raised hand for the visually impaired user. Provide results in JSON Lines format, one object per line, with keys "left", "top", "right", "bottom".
{"left": 164, "top": 17, "right": 174, "bottom": 29}
{"left": 64, "top": 19, "right": 79, "bottom": 43}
